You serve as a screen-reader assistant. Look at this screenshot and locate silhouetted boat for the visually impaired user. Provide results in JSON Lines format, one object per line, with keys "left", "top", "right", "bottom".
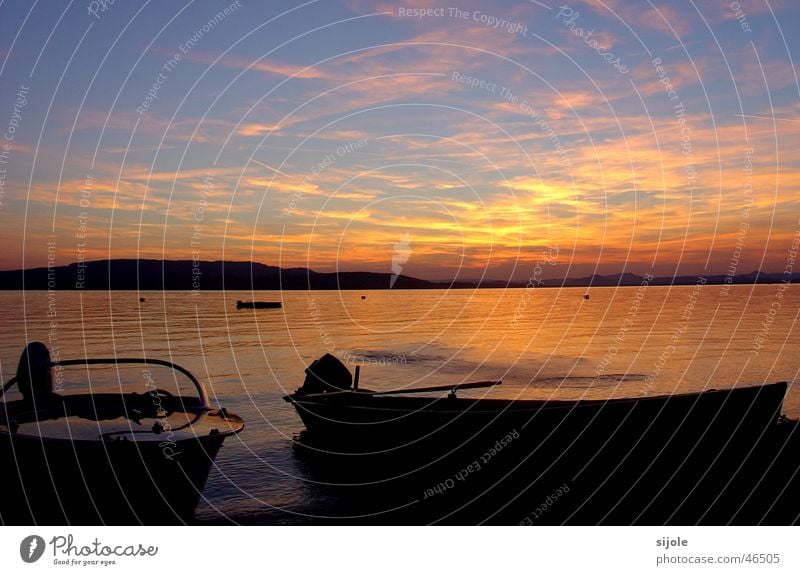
{"left": 285, "top": 354, "right": 785, "bottom": 453}
{"left": 236, "top": 300, "right": 281, "bottom": 309}
{"left": 0, "top": 342, "right": 244, "bottom": 524}
{"left": 284, "top": 354, "right": 792, "bottom": 524}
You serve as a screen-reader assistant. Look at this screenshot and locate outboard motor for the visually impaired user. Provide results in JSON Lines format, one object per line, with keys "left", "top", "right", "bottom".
{"left": 16, "top": 341, "right": 55, "bottom": 404}
{"left": 299, "top": 353, "right": 352, "bottom": 394}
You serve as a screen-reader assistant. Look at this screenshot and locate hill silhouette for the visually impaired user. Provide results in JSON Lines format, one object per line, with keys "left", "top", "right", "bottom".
{"left": 0, "top": 259, "right": 796, "bottom": 290}
{"left": 0, "top": 259, "right": 434, "bottom": 290}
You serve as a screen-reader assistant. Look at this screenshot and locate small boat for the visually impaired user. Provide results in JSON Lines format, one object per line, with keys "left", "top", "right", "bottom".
{"left": 284, "top": 354, "right": 791, "bottom": 524}
{"left": 236, "top": 300, "right": 281, "bottom": 309}
{"left": 284, "top": 354, "right": 786, "bottom": 457}
{"left": 0, "top": 342, "right": 244, "bottom": 524}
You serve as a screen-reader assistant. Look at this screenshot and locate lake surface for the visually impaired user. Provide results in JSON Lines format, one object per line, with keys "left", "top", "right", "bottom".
{"left": 1, "top": 285, "right": 798, "bottom": 523}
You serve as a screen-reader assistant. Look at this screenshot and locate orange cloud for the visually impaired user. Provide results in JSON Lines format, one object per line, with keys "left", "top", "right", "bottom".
{"left": 237, "top": 123, "right": 282, "bottom": 137}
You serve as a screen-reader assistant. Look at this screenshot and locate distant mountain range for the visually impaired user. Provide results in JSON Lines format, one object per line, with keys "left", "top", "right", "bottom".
{"left": 0, "top": 259, "right": 797, "bottom": 290}
{"left": 454, "top": 270, "right": 800, "bottom": 288}
{"left": 0, "top": 259, "right": 433, "bottom": 290}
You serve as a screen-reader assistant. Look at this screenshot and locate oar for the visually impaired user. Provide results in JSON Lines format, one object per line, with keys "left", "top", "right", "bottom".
{"left": 287, "top": 380, "right": 501, "bottom": 401}
{"left": 372, "top": 380, "right": 501, "bottom": 396}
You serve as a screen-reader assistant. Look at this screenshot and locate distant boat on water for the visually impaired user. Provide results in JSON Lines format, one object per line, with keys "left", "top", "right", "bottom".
{"left": 236, "top": 300, "right": 281, "bottom": 309}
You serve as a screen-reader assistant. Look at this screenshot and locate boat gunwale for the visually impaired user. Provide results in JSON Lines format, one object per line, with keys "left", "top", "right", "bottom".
{"left": 285, "top": 381, "right": 788, "bottom": 416}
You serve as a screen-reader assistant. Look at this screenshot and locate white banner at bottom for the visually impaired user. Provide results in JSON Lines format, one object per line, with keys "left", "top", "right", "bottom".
{"left": 1, "top": 526, "right": 796, "bottom": 574}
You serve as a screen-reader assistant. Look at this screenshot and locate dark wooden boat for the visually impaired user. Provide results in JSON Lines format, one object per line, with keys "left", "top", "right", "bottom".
{"left": 284, "top": 354, "right": 792, "bottom": 524}
{"left": 236, "top": 300, "right": 281, "bottom": 309}
{"left": 285, "top": 354, "right": 785, "bottom": 453}
{"left": 0, "top": 342, "right": 244, "bottom": 524}
{"left": 288, "top": 380, "right": 787, "bottom": 453}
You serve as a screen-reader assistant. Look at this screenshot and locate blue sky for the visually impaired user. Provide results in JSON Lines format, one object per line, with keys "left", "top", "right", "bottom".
{"left": 1, "top": 0, "right": 798, "bottom": 280}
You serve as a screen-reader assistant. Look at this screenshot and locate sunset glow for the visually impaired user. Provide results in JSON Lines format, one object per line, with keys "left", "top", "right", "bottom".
{"left": 1, "top": 0, "right": 798, "bottom": 281}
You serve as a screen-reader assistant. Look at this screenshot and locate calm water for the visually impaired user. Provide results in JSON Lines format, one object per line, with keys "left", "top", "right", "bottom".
{"left": 1, "top": 285, "right": 798, "bottom": 523}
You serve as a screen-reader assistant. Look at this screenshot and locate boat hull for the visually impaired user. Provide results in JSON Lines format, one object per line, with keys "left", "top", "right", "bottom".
{"left": 288, "top": 383, "right": 786, "bottom": 454}
{"left": 0, "top": 429, "right": 227, "bottom": 524}
{"left": 286, "top": 383, "right": 790, "bottom": 524}
{"left": 0, "top": 392, "right": 244, "bottom": 525}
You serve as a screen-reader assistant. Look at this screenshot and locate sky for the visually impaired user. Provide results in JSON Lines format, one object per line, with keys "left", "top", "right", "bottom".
{"left": 0, "top": 0, "right": 798, "bottom": 281}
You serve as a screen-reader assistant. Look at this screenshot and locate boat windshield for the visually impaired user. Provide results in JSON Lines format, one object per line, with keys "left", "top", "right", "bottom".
{"left": 2, "top": 361, "right": 204, "bottom": 404}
